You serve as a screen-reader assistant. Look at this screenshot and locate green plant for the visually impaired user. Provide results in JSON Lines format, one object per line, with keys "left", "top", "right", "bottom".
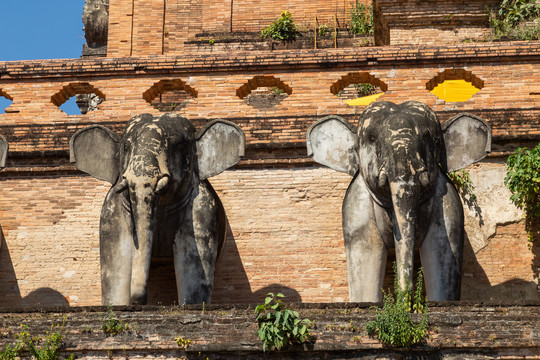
{"left": 366, "top": 264, "right": 429, "bottom": 347}
{"left": 349, "top": 1, "right": 373, "bottom": 35}
{"left": 318, "top": 24, "right": 330, "bottom": 36}
{"left": 255, "top": 293, "right": 312, "bottom": 352}
{"left": 271, "top": 87, "right": 285, "bottom": 95}
{"left": 504, "top": 144, "right": 540, "bottom": 244}
{"left": 487, "top": 1, "right": 540, "bottom": 40}
{"left": 101, "top": 307, "right": 130, "bottom": 336}
{"left": 499, "top": 0, "right": 540, "bottom": 27}
{"left": 208, "top": 39, "right": 215, "bottom": 45}
{"left": 174, "top": 336, "right": 192, "bottom": 350}
{"left": 353, "top": 83, "right": 376, "bottom": 97}
{"left": 0, "top": 343, "right": 22, "bottom": 360}
{"left": 1, "top": 324, "right": 73, "bottom": 360}
{"left": 260, "top": 11, "right": 299, "bottom": 41}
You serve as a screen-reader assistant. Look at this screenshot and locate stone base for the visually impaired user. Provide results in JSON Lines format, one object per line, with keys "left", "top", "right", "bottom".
{"left": 0, "top": 303, "right": 539, "bottom": 359}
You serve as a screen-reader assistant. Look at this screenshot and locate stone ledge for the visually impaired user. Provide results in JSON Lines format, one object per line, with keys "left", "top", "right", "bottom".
{"left": 0, "top": 41, "right": 539, "bottom": 79}
{"left": 0, "top": 303, "right": 539, "bottom": 358}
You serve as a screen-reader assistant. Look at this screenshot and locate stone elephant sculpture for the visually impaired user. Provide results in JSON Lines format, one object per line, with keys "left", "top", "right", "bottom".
{"left": 307, "top": 101, "right": 491, "bottom": 302}
{"left": 83, "top": 0, "right": 109, "bottom": 49}
{"left": 0, "top": 134, "right": 7, "bottom": 254}
{"left": 70, "top": 113, "right": 245, "bottom": 305}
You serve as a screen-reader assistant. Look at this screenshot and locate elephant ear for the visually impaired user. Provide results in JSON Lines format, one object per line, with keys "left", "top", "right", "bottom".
{"left": 0, "top": 134, "right": 8, "bottom": 169}
{"left": 441, "top": 113, "right": 492, "bottom": 173}
{"left": 70, "top": 125, "right": 121, "bottom": 184}
{"left": 196, "top": 120, "right": 245, "bottom": 180}
{"left": 306, "top": 115, "right": 358, "bottom": 176}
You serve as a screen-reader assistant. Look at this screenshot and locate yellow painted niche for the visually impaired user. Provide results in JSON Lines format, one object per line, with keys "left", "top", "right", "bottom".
{"left": 344, "top": 92, "right": 385, "bottom": 106}
{"left": 430, "top": 79, "right": 481, "bottom": 102}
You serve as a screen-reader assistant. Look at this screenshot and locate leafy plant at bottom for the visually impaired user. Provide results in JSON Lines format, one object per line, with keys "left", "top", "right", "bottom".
{"left": 1, "top": 323, "right": 74, "bottom": 360}
{"left": 504, "top": 144, "right": 540, "bottom": 244}
{"left": 101, "top": 306, "right": 130, "bottom": 336}
{"left": 260, "top": 11, "right": 299, "bottom": 41}
{"left": 366, "top": 264, "right": 429, "bottom": 347}
{"left": 0, "top": 342, "right": 22, "bottom": 360}
{"left": 255, "top": 292, "right": 312, "bottom": 352}
{"left": 174, "top": 336, "right": 192, "bottom": 350}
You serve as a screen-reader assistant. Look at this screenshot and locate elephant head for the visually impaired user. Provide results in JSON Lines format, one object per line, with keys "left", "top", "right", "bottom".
{"left": 70, "top": 113, "right": 244, "bottom": 305}
{"left": 307, "top": 101, "right": 491, "bottom": 300}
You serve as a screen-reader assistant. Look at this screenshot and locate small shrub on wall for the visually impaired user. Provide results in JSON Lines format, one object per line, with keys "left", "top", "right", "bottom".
{"left": 349, "top": 1, "right": 373, "bottom": 35}
{"left": 487, "top": 0, "right": 540, "bottom": 40}
{"left": 366, "top": 264, "right": 429, "bottom": 347}
{"left": 255, "top": 293, "right": 312, "bottom": 352}
{"left": 260, "top": 11, "right": 300, "bottom": 41}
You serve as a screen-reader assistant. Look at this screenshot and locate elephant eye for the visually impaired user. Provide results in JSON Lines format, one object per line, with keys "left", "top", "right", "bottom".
{"left": 368, "top": 132, "right": 377, "bottom": 143}
{"left": 174, "top": 140, "right": 184, "bottom": 152}
{"left": 123, "top": 142, "right": 130, "bottom": 154}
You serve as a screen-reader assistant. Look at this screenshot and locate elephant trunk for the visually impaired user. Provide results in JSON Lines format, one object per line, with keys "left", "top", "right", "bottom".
{"left": 387, "top": 141, "right": 424, "bottom": 293}
{"left": 390, "top": 180, "right": 418, "bottom": 293}
{"left": 127, "top": 175, "right": 160, "bottom": 305}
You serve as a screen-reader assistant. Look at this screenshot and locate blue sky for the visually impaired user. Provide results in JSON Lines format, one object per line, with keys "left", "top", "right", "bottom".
{"left": 0, "top": 1, "right": 86, "bottom": 114}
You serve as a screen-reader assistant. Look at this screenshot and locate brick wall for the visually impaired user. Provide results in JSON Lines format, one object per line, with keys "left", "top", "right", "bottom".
{"left": 375, "top": 0, "right": 500, "bottom": 45}
{"left": 105, "top": 0, "right": 504, "bottom": 56}
{"left": 107, "top": 0, "right": 371, "bottom": 56}
{"left": 0, "top": 43, "right": 539, "bottom": 307}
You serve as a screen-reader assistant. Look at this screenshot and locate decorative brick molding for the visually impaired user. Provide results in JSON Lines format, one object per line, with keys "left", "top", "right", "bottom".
{"left": 426, "top": 69, "right": 484, "bottom": 92}
{"left": 142, "top": 79, "right": 198, "bottom": 103}
{"left": 50, "top": 83, "right": 106, "bottom": 108}
{"left": 329, "top": 71, "right": 388, "bottom": 95}
{"left": 236, "top": 75, "right": 292, "bottom": 100}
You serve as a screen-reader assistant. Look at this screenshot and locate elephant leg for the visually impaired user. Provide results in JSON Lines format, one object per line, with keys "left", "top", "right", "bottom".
{"left": 100, "top": 189, "right": 134, "bottom": 305}
{"left": 173, "top": 181, "right": 224, "bottom": 304}
{"left": 343, "top": 176, "right": 388, "bottom": 302}
{"left": 420, "top": 172, "right": 464, "bottom": 301}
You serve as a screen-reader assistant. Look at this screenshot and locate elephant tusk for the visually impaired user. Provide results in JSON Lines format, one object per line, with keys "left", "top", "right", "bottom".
{"left": 115, "top": 178, "right": 129, "bottom": 193}
{"left": 378, "top": 172, "right": 388, "bottom": 188}
{"left": 156, "top": 176, "right": 170, "bottom": 193}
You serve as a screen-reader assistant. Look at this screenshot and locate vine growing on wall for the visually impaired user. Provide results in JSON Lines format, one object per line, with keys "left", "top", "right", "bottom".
{"left": 448, "top": 168, "right": 479, "bottom": 210}
{"left": 504, "top": 144, "right": 540, "bottom": 245}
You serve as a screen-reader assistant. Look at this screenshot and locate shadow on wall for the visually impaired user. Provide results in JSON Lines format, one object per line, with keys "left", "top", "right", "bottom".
{"left": 146, "top": 220, "right": 302, "bottom": 305}
{"left": 0, "top": 229, "right": 69, "bottom": 308}
{"left": 213, "top": 222, "right": 302, "bottom": 303}
{"left": 461, "top": 222, "right": 540, "bottom": 302}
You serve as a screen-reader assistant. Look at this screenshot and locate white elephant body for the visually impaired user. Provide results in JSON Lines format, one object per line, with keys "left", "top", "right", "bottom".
{"left": 307, "top": 101, "right": 491, "bottom": 302}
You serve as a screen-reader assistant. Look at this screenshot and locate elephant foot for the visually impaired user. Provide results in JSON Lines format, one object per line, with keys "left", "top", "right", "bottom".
{"left": 130, "top": 290, "right": 148, "bottom": 305}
